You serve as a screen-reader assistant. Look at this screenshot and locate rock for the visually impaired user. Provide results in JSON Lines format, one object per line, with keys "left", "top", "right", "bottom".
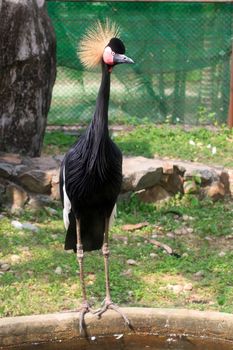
{"left": 186, "top": 228, "right": 194, "bottom": 234}
{"left": 54, "top": 266, "right": 62, "bottom": 275}
{"left": 126, "top": 259, "right": 138, "bottom": 266}
{"left": 51, "top": 173, "right": 60, "bottom": 200}
{"left": 205, "top": 181, "right": 225, "bottom": 201}
{"left": 204, "top": 236, "right": 213, "bottom": 241}
{"left": 0, "top": 153, "right": 22, "bottom": 165}
{"left": 121, "top": 269, "right": 132, "bottom": 277}
{"left": 12, "top": 220, "right": 38, "bottom": 232}
{"left": 226, "top": 169, "right": 233, "bottom": 195}
{"left": 45, "top": 207, "right": 58, "bottom": 216}
{"left": 129, "top": 167, "right": 163, "bottom": 192}
{"left": 173, "top": 285, "right": 183, "bottom": 293}
{"left": 174, "top": 227, "right": 188, "bottom": 235}
{"left": 218, "top": 251, "right": 226, "bottom": 257}
{"left": 0, "top": 155, "right": 230, "bottom": 212}
{"left": 54, "top": 155, "right": 64, "bottom": 164}
{"left": 183, "top": 180, "right": 198, "bottom": 194}
{"left": 200, "top": 169, "right": 219, "bottom": 185}
{"left": 168, "top": 284, "right": 183, "bottom": 294}
{"left": 149, "top": 253, "right": 158, "bottom": 258}
{"left": 0, "top": 163, "right": 14, "bottom": 178}
{"left": 19, "top": 170, "right": 52, "bottom": 194}
{"left": 182, "top": 253, "right": 189, "bottom": 258}
{"left": 28, "top": 194, "right": 53, "bottom": 209}
{"left": 184, "top": 167, "right": 219, "bottom": 185}
{"left": 11, "top": 220, "right": 23, "bottom": 230}
{"left": 5, "top": 182, "right": 28, "bottom": 211}
{"left": 166, "top": 232, "right": 175, "bottom": 239}
{"left": 137, "top": 185, "right": 170, "bottom": 203}
{"left": 183, "top": 283, "right": 193, "bottom": 291}
{"left": 122, "top": 157, "right": 163, "bottom": 192}
{"left": 22, "top": 222, "right": 39, "bottom": 233}
{"left": 193, "top": 270, "right": 205, "bottom": 280}
{"left": 160, "top": 170, "right": 184, "bottom": 195}
{"left": 183, "top": 215, "right": 194, "bottom": 222}
{"left": 10, "top": 255, "right": 21, "bottom": 263}
{"left": 30, "top": 157, "right": 59, "bottom": 171}
{"left": 0, "top": 263, "right": 10, "bottom": 271}
{"left": 162, "top": 163, "right": 174, "bottom": 175}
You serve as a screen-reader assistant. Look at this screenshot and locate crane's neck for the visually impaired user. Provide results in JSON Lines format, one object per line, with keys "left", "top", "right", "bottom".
{"left": 93, "top": 62, "right": 110, "bottom": 133}
{"left": 87, "top": 62, "right": 111, "bottom": 143}
{"left": 85, "top": 62, "right": 111, "bottom": 170}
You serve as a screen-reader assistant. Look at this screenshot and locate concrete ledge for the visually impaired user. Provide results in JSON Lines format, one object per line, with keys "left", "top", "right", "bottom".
{"left": 1, "top": 308, "right": 233, "bottom": 348}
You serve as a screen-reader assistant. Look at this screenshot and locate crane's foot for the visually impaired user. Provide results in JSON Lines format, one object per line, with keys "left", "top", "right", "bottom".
{"left": 94, "top": 299, "right": 131, "bottom": 327}
{"left": 77, "top": 301, "right": 96, "bottom": 336}
{"left": 62, "top": 301, "right": 95, "bottom": 336}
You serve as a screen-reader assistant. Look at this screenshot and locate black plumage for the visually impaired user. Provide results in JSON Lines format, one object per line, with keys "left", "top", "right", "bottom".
{"left": 60, "top": 62, "right": 122, "bottom": 252}
{"left": 59, "top": 25, "right": 134, "bottom": 333}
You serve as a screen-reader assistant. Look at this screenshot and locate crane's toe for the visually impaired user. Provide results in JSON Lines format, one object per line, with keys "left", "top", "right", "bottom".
{"left": 78, "top": 301, "right": 96, "bottom": 335}
{"left": 94, "top": 299, "right": 131, "bottom": 327}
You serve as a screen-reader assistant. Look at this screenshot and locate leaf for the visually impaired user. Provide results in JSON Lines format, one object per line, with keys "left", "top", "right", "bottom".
{"left": 122, "top": 222, "right": 149, "bottom": 232}
{"left": 149, "top": 239, "right": 173, "bottom": 255}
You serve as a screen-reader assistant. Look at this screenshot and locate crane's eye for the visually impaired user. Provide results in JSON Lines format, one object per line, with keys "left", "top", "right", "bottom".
{"left": 112, "top": 51, "right": 115, "bottom": 56}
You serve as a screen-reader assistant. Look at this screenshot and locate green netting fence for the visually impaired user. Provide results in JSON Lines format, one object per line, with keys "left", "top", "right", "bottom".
{"left": 46, "top": 1, "right": 233, "bottom": 126}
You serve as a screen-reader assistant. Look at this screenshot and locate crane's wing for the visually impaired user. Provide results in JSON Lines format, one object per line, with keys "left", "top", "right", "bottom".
{"left": 60, "top": 164, "right": 71, "bottom": 230}
{"left": 109, "top": 204, "right": 116, "bottom": 227}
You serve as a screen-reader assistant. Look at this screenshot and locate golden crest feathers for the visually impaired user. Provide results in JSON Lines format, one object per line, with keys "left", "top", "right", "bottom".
{"left": 78, "top": 19, "right": 120, "bottom": 69}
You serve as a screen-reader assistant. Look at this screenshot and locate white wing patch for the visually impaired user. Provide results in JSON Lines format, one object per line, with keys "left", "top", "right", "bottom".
{"left": 109, "top": 204, "right": 117, "bottom": 227}
{"left": 62, "top": 166, "right": 71, "bottom": 230}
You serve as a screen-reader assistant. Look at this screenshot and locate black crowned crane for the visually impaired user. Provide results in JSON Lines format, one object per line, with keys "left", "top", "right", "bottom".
{"left": 59, "top": 20, "right": 134, "bottom": 332}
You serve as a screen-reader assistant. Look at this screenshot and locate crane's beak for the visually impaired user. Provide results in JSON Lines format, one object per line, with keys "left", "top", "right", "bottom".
{"left": 113, "top": 53, "right": 134, "bottom": 65}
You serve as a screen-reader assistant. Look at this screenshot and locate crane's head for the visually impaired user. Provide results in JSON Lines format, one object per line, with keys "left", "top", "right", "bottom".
{"left": 78, "top": 20, "right": 134, "bottom": 71}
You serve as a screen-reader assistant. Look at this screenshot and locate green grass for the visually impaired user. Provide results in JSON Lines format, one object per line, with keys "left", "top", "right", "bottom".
{"left": 43, "top": 131, "right": 77, "bottom": 155}
{"left": 114, "top": 124, "right": 233, "bottom": 167}
{"left": 1, "top": 195, "right": 233, "bottom": 317}
{"left": 43, "top": 124, "right": 233, "bottom": 168}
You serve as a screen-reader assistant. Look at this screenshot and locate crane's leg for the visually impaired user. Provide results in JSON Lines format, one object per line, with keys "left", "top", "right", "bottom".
{"left": 76, "top": 219, "right": 94, "bottom": 334}
{"left": 94, "top": 218, "right": 130, "bottom": 327}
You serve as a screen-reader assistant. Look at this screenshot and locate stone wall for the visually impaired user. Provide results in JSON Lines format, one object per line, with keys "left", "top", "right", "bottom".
{"left": 0, "top": 153, "right": 232, "bottom": 212}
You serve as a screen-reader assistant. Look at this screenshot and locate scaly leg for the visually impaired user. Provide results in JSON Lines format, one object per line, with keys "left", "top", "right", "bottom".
{"left": 94, "top": 218, "right": 130, "bottom": 326}
{"left": 76, "top": 219, "right": 94, "bottom": 334}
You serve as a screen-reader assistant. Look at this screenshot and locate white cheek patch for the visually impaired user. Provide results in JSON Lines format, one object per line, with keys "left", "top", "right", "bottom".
{"left": 62, "top": 166, "right": 71, "bottom": 230}
{"left": 103, "top": 46, "right": 114, "bottom": 65}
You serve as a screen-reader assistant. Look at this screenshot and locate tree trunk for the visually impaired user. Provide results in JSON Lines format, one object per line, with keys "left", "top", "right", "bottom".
{"left": 0, "top": 0, "right": 56, "bottom": 157}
